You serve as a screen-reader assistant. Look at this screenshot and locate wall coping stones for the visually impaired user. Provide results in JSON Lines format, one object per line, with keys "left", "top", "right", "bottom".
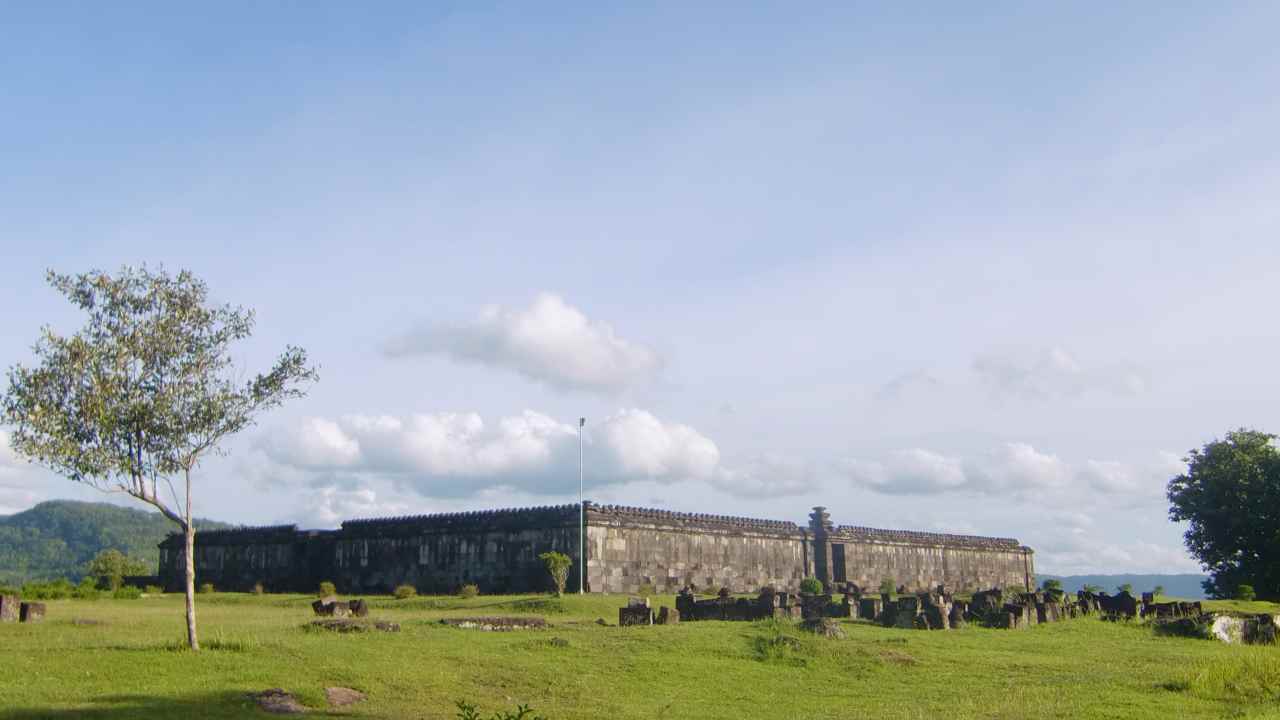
{"left": 587, "top": 504, "right": 802, "bottom": 533}
{"left": 160, "top": 524, "right": 306, "bottom": 548}
{"left": 831, "top": 525, "right": 1026, "bottom": 550}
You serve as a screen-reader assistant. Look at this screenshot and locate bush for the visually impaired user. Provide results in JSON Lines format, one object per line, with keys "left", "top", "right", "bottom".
{"left": 394, "top": 584, "right": 418, "bottom": 600}
{"left": 799, "top": 577, "right": 823, "bottom": 595}
{"left": 636, "top": 582, "right": 656, "bottom": 597}
{"left": 538, "top": 552, "right": 572, "bottom": 597}
{"left": 20, "top": 579, "right": 74, "bottom": 600}
{"left": 198, "top": 582, "right": 215, "bottom": 594}
{"left": 73, "top": 577, "right": 102, "bottom": 600}
{"left": 1236, "top": 584, "right": 1257, "bottom": 601}
{"left": 252, "top": 582, "right": 265, "bottom": 595}
{"left": 144, "top": 585, "right": 163, "bottom": 595}
{"left": 1041, "top": 578, "right": 1062, "bottom": 592}
{"left": 112, "top": 586, "right": 142, "bottom": 600}
{"left": 458, "top": 584, "right": 479, "bottom": 599}
{"left": 318, "top": 581, "right": 336, "bottom": 597}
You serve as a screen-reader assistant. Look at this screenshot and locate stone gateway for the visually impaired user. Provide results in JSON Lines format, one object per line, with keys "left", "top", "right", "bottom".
{"left": 159, "top": 504, "right": 1034, "bottom": 595}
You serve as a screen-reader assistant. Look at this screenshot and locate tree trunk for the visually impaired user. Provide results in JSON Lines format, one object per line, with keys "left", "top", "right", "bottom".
{"left": 184, "top": 470, "right": 199, "bottom": 651}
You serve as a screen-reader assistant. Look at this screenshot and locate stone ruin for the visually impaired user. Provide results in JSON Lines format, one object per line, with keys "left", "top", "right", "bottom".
{"left": 311, "top": 597, "right": 369, "bottom": 618}
{"left": 0, "top": 594, "right": 46, "bottom": 624}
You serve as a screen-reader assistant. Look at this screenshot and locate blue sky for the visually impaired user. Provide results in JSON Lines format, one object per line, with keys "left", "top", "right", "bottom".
{"left": 3, "top": 2, "right": 1279, "bottom": 574}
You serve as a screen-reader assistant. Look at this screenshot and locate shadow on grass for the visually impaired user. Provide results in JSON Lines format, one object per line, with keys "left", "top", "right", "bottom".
{"left": 0, "top": 690, "right": 264, "bottom": 719}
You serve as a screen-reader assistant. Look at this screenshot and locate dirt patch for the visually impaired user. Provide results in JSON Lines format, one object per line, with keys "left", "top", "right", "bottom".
{"left": 325, "top": 686, "right": 367, "bottom": 707}
{"left": 440, "top": 616, "right": 547, "bottom": 631}
{"left": 251, "top": 688, "right": 307, "bottom": 715}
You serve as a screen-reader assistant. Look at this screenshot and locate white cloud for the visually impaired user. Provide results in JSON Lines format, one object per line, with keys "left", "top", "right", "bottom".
{"left": 0, "top": 431, "right": 45, "bottom": 514}
{"left": 709, "top": 454, "right": 820, "bottom": 498}
{"left": 257, "top": 407, "right": 803, "bottom": 498}
{"left": 289, "top": 486, "right": 411, "bottom": 528}
{"left": 842, "top": 443, "right": 1182, "bottom": 501}
{"left": 385, "top": 293, "right": 661, "bottom": 394}
{"left": 844, "top": 449, "right": 967, "bottom": 495}
{"left": 973, "top": 347, "right": 1147, "bottom": 400}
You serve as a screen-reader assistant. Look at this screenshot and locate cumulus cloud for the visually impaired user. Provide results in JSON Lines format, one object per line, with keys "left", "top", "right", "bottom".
{"left": 289, "top": 486, "right": 411, "bottom": 528}
{"left": 257, "top": 408, "right": 805, "bottom": 499}
{"left": 709, "top": 454, "right": 820, "bottom": 498}
{"left": 844, "top": 443, "right": 1067, "bottom": 496}
{"left": 973, "top": 347, "right": 1147, "bottom": 400}
{"left": 842, "top": 443, "right": 1184, "bottom": 500}
{"left": 385, "top": 293, "right": 661, "bottom": 393}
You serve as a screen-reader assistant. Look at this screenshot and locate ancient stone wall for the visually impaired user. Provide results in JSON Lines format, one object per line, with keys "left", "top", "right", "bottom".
{"left": 821, "top": 521, "right": 1033, "bottom": 593}
{"left": 585, "top": 505, "right": 809, "bottom": 594}
{"left": 159, "top": 503, "right": 1033, "bottom": 595}
{"left": 331, "top": 505, "right": 582, "bottom": 594}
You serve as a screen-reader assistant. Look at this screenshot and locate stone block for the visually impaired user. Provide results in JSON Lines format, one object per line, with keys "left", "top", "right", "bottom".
{"left": 619, "top": 606, "right": 653, "bottom": 626}
{"left": 0, "top": 595, "right": 19, "bottom": 623}
{"left": 656, "top": 606, "right": 680, "bottom": 624}
{"left": 859, "top": 598, "right": 883, "bottom": 622}
{"left": 19, "top": 602, "right": 45, "bottom": 623}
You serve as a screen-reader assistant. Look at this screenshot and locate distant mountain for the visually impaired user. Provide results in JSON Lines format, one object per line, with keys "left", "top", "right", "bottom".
{"left": 0, "top": 499, "right": 231, "bottom": 585}
{"left": 1038, "top": 573, "right": 1208, "bottom": 599}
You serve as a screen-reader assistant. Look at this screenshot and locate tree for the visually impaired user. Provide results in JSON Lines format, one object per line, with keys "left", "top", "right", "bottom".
{"left": 2, "top": 268, "right": 315, "bottom": 649}
{"left": 1167, "top": 429, "right": 1280, "bottom": 601}
{"left": 1153, "top": 584, "right": 1165, "bottom": 598}
{"left": 538, "top": 551, "right": 572, "bottom": 596}
{"left": 878, "top": 577, "right": 896, "bottom": 596}
{"left": 1082, "top": 584, "right": 1103, "bottom": 594}
{"left": 87, "top": 548, "right": 149, "bottom": 590}
{"left": 1236, "top": 584, "right": 1256, "bottom": 602}
{"left": 1116, "top": 583, "right": 1134, "bottom": 595}
{"left": 1041, "top": 578, "right": 1062, "bottom": 592}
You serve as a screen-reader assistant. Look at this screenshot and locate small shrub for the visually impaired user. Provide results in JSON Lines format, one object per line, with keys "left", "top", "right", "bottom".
{"left": 74, "top": 577, "right": 102, "bottom": 600}
{"left": 20, "top": 579, "right": 74, "bottom": 600}
{"left": 394, "top": 584, "right": 418, "bottom": 600}
{"left": 318, "top": 581, "right": 336, "bottom": 597}
{"left": 144, "top": 585, "right": 163, "bottom": 595}
{"left": 538, "top": 551, "right": 572, "bottom": 597}
{"left": 636, "top": 582, "right": 656, "bottom": 596}
{"left": 112, "top": 586, "right": 143, "bottom": 600}
{"left": 457, "top": 584, "right": 479, "bottom": 599}
{"left": 199, "top": 582, "right": 215, "bottom": 594}
{"left": 455, "top": 700, "right": 547, "bottom": 720}
{"left": 799, "top": 577, "right": 823, "bottom": 595}
{"left": 1236, "top": 584, "right": 1257, "bottom": 601}
{"left": 252, "top": 582, "right": 265, "bottom": 595}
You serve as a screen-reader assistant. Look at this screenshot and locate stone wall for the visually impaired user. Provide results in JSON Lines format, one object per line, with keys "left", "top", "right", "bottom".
{"left": 585, "top": 505, "right": 809, "bottom": 594}
{"left": 331, "top": 505, "right": 582, "bottom": 594}
{"left": 811, "top": 507, "right": 1033, "bottom": 593}
{"left": 159, "top": 503, "right": 1032, "bottom": 595}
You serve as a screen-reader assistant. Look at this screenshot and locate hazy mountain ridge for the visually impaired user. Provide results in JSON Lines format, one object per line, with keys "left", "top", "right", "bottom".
{"left": 1038, "top": 573, "right": 1208, "bottom": 599}
{"left": 0, "top": 499, "right": 231, "bottom": 585}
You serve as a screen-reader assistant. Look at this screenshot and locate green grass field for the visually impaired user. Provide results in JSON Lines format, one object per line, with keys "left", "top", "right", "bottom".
{"left": 1, "top": 592, "right": 1277, "bottom": 719}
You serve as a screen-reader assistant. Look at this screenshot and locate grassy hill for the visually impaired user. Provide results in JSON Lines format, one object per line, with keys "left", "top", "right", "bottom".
{"left": 0, "top": 499, "right": 231, "bottom": 585}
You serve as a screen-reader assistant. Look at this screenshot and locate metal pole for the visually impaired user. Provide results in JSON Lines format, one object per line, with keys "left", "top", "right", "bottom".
{"left": 578, "top": 417, "right": 585, "bottom": 595}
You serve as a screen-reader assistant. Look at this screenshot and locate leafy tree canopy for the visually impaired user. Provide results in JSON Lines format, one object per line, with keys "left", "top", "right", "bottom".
{"left": 1167, "top": 429, "right": 1280, "bottom": 600}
